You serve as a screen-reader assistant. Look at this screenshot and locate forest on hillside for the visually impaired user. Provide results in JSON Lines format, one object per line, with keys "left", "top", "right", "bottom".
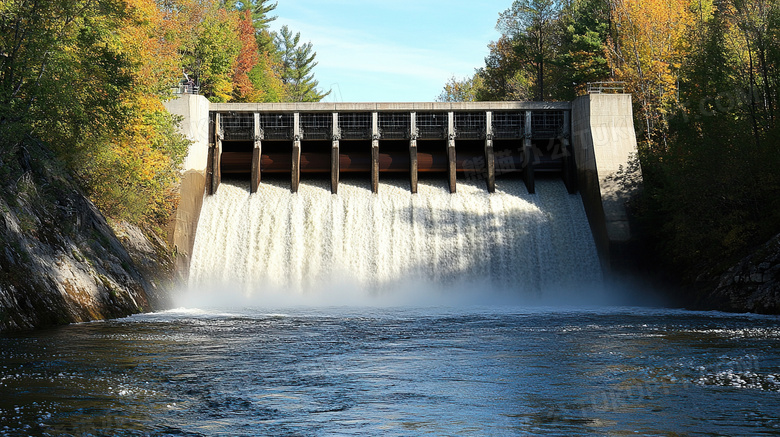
{"left": 440, "top": 0, "right": 780, "bottom": 282}
{"left": 0, "top": 0, "right": 328, "bottom": 230}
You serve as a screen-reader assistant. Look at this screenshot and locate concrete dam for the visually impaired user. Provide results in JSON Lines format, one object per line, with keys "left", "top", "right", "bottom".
{"left": 165, "top": 94, "right": 641, "bottom": 288}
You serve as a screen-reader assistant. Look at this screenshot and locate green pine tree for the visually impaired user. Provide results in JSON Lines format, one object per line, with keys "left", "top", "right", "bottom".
{"left": 274, "top": 25, "right": 330, "bottom": 102}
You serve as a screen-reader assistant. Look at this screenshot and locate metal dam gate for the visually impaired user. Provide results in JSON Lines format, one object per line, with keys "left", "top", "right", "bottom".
{"left": 207, "top": 102, "right": 576, "bottom": 196}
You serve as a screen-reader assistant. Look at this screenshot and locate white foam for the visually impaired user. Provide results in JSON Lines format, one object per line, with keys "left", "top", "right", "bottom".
{"left": 187, "top": 178, "right": 603, "bottom": 304}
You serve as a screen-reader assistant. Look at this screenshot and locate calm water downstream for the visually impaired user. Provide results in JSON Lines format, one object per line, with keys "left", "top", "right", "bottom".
{"left": 2, "top": 306, "right": 779, "bottom": 436}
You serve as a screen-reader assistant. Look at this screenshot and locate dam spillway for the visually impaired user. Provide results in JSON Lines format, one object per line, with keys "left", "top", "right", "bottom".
{"left": 188, "top": 177, "right": 602, "bottom": 296}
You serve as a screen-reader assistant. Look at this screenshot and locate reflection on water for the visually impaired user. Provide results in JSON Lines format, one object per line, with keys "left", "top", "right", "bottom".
{"left": 2, "top": 306, "right": 779, "bottom": 435}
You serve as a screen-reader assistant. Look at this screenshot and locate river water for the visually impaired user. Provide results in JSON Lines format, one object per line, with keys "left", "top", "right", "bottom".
{"left": 1, "top": 306, "right": 779, "bottom": 435}
{"left": 2, "top": 179, "right": 779, "bottom": 435}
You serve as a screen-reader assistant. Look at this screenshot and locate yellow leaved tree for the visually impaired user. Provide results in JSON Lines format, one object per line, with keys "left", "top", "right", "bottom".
{"left": 608, "top": 0, "right": 696, "bottom": 150}
{"left": 78, "top": 0, "right": 189, "bottom": 225}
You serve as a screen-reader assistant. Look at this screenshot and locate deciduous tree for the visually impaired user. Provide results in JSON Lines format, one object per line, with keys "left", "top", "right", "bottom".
{"left": 607, "top": 0, "right": 694, "bottom": 149}
{"left": 498, "top": 0, "right": 563, "bottom": 100}
{"left": 436, "top": 75, "right": 484, "bottom": 102}
{"left": 193, "top": 7, "right": 241, "bottom": 102}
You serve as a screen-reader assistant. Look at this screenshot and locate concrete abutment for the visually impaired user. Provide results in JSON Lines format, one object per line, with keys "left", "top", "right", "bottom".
{"left": 163, "top": 94, "right": 210, "bottom": 280}
{"left": 572, "top": 94, "right": 642, "bottom": 273}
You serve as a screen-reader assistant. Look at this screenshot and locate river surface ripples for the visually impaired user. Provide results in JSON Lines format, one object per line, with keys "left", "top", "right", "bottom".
{"left": 2, "top": 306, "right": 780, "bottom": 436}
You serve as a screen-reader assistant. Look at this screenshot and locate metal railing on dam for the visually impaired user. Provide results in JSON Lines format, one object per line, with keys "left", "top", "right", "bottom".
{"left": 207, "top": 102, "right": 576, "bottom": 195}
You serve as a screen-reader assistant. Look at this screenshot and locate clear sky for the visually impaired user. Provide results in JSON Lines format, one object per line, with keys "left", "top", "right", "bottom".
{"left": 271, "top": 1, "right": 512, "bottom": 103}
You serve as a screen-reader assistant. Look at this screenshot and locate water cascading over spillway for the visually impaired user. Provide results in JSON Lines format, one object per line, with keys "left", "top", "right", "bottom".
{"left": 188, "top": 178, "right": 602, "bottom": 298}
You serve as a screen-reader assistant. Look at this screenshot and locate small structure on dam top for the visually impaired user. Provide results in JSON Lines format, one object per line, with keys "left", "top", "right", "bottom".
{"left": 165, "top": 94, "right": 641, "bottom": 275}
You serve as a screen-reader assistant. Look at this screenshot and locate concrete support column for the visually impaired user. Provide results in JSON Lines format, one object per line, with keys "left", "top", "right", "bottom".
{"left": 331, "top": 112, "right": 340, "bottom": 194}
{"left": 250, "top": 112, "right": 262, "bottom": 193}
{"left": 447, "top": 111, "right": 456, "bottom": 193}
{"left": 523, "top": 111, "right": 534, "bottom": 194}
{"left": 409, "top": 112, "right": 418, "bottom": 194}
{"left": 291, "top": 112, "right": 301, "bottom": 193}
{"left": 209, "top": 113, "right": 223, "bottom": 195}
{"left": 523, "top": 138, "right": 535, "bottom": 194}
{"left": 371, "top": 111, "right": 379, "bottom": 193}
{"left": 485, "top": 111, "right": 495, "bottom": 193}
{"left": 206, "top": 148, "right": 215, "bottom": 194}
{"left": 561, "top": 110, "right": 577, "bottom": 194}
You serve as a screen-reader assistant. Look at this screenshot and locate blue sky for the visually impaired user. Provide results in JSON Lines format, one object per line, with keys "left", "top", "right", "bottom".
{"left": 271, "top": 1, "right": 512, "bottom": 102}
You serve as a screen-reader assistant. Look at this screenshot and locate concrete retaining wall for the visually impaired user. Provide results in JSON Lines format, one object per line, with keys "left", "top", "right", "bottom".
{"left": 163, "top": 94, "right": 210, "bottom": 279}
{"left": 572, "top": 94, "right": 642, "bottom": 272}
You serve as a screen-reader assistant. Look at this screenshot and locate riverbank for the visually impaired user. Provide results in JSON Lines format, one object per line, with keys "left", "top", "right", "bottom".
{"left": 0, "top": 140, "right": 173, "bottom": 332}
{"left": 686, "top": 233, "right": 780, "bottom": 314}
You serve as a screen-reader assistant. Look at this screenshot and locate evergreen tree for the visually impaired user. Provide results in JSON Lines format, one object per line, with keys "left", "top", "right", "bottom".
{"left": 249, "top": 0, "right": 278, "bottom": 30}
{"left": 231, "top": 0, "right": 278, "bottom": 51}
{"left": 252, "top": 0, "right": 278, "bottom": 52}
{"left": 275, "top": 25, "right": 330, "bottom": 102}
{"left": 499, "top": 0, "right": 563, "bottom": 100}
{"left": 558, "top": 0, "right": 612, "bottom": 98}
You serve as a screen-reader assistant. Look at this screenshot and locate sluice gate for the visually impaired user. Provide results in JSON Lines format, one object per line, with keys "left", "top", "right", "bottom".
{"left": 207, "top": 102, "right": 576, "bottom": 195}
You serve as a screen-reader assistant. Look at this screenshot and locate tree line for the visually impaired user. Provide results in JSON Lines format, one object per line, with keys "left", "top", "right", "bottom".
{"left": 0, "top": 0, "right": 329, "bottom": 230}
{"left": 442, "top": 0, "right": 780, "bottom": 280}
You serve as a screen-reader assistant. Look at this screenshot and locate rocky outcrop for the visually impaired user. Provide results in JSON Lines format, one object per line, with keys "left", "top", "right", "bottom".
{"left": 0, "top": 140, "right": 172, "bottom": 332}
{"left": 111, "top": 220, "right": 174, "bottom": 310}
{"left": 693, "top": 233, "right": 780, "bottom": 314}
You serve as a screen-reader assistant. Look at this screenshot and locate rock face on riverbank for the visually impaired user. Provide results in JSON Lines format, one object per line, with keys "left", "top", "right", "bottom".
{"left": 0, "top": 141, "right": 172, "bottom": 333}
{"left": 692, "top": 233, "right": 780, "bottom": 314}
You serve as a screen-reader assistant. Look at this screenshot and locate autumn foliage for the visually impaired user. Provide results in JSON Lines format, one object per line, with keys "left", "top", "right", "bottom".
{"left": 233, "top": 10, "right": 262, "bottom": 102}
{"left": 608, "top": 0, "right": 694, "bottom": 149}
{"left": 0, "top": 0, "right": 325, "bottom": 230}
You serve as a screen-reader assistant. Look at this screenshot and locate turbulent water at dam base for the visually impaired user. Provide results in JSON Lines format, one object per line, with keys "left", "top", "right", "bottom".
{"left": 1, "top": 178, "right": 780, "bottom": 435}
